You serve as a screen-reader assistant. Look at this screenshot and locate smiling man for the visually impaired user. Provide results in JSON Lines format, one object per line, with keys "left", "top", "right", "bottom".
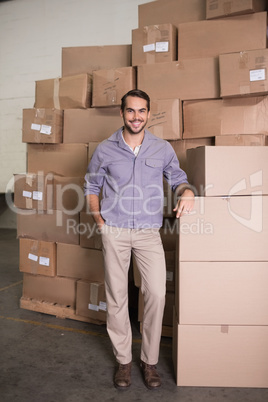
{"left": 84, "top": 89, "right": 195, "bottom": 390}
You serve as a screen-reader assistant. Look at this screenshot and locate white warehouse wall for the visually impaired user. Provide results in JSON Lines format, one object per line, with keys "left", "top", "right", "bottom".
{"left": 0, "top": 0, "right": 155, "bottom": 227}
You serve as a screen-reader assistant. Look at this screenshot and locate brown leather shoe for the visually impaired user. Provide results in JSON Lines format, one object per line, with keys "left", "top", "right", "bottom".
{"left": 114, "top": 362, "right": 132, "bottom": 389}
{"left": 140, "top": 361, "right": 161, "bottom": 390}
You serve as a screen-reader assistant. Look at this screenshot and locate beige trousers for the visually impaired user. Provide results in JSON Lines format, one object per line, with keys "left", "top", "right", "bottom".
{"left": 101, "top": 224, "right": 166, "bottom": 365}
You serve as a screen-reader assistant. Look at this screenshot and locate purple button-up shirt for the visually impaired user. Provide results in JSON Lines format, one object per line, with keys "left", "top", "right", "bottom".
{"left": 84, "top": 128, "right": 188, "bottom": 229}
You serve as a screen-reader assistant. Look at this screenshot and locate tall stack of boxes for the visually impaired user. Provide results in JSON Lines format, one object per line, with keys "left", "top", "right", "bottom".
{"left": 15, "top": 44, "right": 133, "bottom": 324}
{"left": 13, "top": 0, "right": 268, "bottom": 387}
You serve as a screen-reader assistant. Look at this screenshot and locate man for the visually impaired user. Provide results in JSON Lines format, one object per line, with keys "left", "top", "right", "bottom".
{"left": 84, "top": 89, "right": 195, "bottom": 390}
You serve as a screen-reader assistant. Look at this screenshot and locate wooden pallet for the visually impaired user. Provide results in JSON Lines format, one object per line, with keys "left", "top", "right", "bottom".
{"left": 20, "top": 297, "right": 106, "bottom": 326}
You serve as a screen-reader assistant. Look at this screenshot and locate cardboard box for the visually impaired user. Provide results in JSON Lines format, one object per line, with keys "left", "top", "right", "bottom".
{"left": 187, "top": 146, "right": 268, "bottom": 196}
{"left": 22, "top": 273, "right": 76, "bottom": 308}
{"left": 57, "top": 243, "right": 104, "bottom": 281}
{"left": 27, "top": 143, "right": 88, "bottom": 177}
{"left": 17, "top": 210, "right": 80, "bottom": 245}
{"left": 138, "top": 0, "right": 206, "bottom": 29}
{"left": 179, "top": 196, "right": 268, "bottom": 261}
{"left": 92, "top": 67, "right": 136, "bottom": 107}
{"left": 19, "top": 238, "right": 56, "bottom": 276}
{"left": 148, "top": 99, "right": 182, "bottom": 140}
{"left": 61, "top": 45, "right": 132, "bottom": 77}
{"left": 22, "top": 108, "right": 63, "bottom": 143}
{"left": 137, "top": 58, "right": 220, "bottom": 101}
{"left": 63, "top": 107, "right": 122, "bottom": 143}
{"left": 178, "top": 12, "right": 267, "bottom": 60}
{"left": 172, "top": 310, "right": 268, "bottom": 387}
{"left": 132, "top": 23, "right": 177, "bottom": 65}
{"left": 215, "top": 134, "right": 268, "bottom": 146}
{"left": 133, "top": 250, "right": 175, "bottom": 292}
{"left": 14, "top": 174, "right": 85, "bottom": 212}
{"left": 178, "top": 261, "right": 268, "bottom": 325}
{"left": 138, "top": 289, "right": 174, "bottom": 327}
{"left": 169, "top": 138, "right": 215, "bottom": 173}
{"left": 206, "top": 0, "right": 267, "bottom": 19}
{"left": 183, "top": 96, "right": 268, "bottom": 139}
{"left": 79, "top": 212, "right": 102, "bottom": 250}
{"left": 76, "top": 280, "right": 106, "bottom": 322}
{"left": 34, "top": 74, "right": 92, "bottom": 109}
{"left": 219, "top": 48, "right": 268, "bottom": 98}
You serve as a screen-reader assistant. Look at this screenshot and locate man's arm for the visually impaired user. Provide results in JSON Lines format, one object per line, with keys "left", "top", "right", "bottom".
{"left": 86, "top": 194, "right": 105, "bottom": 230}
{"left": 173, "top": 184, "right": 195, "bottom": 218}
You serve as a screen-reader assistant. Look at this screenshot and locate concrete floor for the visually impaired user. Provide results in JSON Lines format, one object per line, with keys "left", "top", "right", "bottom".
{"left": 0, "top": 229, "right": 268, "bottom": 402}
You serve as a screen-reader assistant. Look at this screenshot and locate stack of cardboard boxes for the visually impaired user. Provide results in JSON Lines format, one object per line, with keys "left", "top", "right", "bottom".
{"left": 136, "top": 0, "right": 268, "bottom": 388}
{"left": 13, "top": 0, "right": 268, "bottom": 387}
{"left": 15, "top": 44, "right": 133, "bottom": 325}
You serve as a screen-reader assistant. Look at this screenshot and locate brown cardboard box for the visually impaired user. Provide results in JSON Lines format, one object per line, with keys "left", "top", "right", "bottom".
{"left": 79, "top": 212, "right": 102, "bottom": 250}
{"left": 138, "top": 289, "right": 174, "bottom": 327}
{"left": 92, "top": 67, "right": 136, "bottom": 107}
{"left": 172, "top": 309, "right": 268, "bottom": 387}
{"left": 206, "top": 0, "right": 267, "bottom": 19}
{"left": 27, "top": 143, "right": 88, "bottom": 177}
{"left": 215, "top": 134, "right": 268, "bottom": 146}
{"left": 63, "top": 107, "right": 122, "bottom": 143}
{"left": 61, "top": 45, "right": 132, "bottom": 77}
{"left": 148, "top": 99, "right": 182, "bottom": 140}
{"left": 169, "top": 138, "right": 215, "bottom": 174}
{"left": 138, "top": 0, "right": 206, "bottom": 29}
{"left": 183, "top": 96, "right": 268, "bottom": 139}
{"left": 57, "top": 243, "right": 104, "bottom": 281}
{"left": 179, "top": 196, "right": 268, "bottom": 261}
{"left": 132, "top": 23, "right": 177, "bottom": 65}
{"left": 133, "top": 250, "right": 175, "bottom": 292}
{"left": 34, "top": 74, "right": 92, "bottom": 109}
{"left": 178, "top": 261, "right": 268, "bottom": 325}
{"left": 17, "top": 210, "right": 80, "bottom": 245}
{"left": 19, "top": 238, "right": 56, "bottom": 276}
{"left": 186, "top": 146, "right": 268, "bottom": 196}
{"left": 178, "top": 12, "right": 267, "bottom": 60}
{"left": 22, "top": 273, "right": 76, "bottom": 307}
{"left": 76, "top": 280, "right": 106, "bottom": 322}
{"left": 219, "top": 48, "right": 268, "bottom": 98}
{"left": 22, "top": 108, "right": 63, "bottom": 143}
{"left": 14, "top": 174, "right": 85, "bottom": 212}
{"left": 137, "top": 58, "right": 220, "bottom": 101}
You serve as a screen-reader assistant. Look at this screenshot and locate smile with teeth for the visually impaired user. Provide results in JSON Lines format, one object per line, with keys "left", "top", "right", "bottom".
{"left": 131, "top": 120, "right": 143, "bottom": 127}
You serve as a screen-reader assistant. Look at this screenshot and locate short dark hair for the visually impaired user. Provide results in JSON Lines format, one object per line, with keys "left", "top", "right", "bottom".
{"left": 120, "top": 89, "right": 150, "bottom": 112}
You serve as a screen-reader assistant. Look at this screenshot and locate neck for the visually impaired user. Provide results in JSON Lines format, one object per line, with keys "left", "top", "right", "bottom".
{"left": 122, "top": 128, "right": 145, "bottom": 149}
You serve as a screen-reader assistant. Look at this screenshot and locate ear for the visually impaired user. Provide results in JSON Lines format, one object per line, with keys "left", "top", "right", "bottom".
{"left": 120, "top": 109, "right": 123, "bottom": 118}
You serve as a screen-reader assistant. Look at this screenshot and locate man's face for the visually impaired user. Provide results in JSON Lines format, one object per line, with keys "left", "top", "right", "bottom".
{"left": 120, "top": 96, "right": 150, "bottom": 135}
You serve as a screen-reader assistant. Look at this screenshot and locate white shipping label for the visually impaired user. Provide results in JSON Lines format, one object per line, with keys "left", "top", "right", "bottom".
{"left": 40, "top": 125, "right": 52, "bottom": 135}
{"left": 250, "top": 69, "right": 266, "bottom": 82}
{"left": 99, "top": 301, "right": 107, "bottom": 311}
{"left": 31, "top": 123, "right": 41, "bottom": 131}
{"left": 39, "top": 256, "right": 50, "bottom": 266}
{"left": 166, "top": 271, "right": 174, "bottom": 282}
{"left": 28, "top": 253, "right": 38, "bottom": 262}
{"left": 143, "top": 43, "right": 155, "bottom": 53}
{"left": 32, "top": 191, "right": 43, "bottom": 201}
{"left": 155, "top": 41, "right": 169, "bottom": 53}
{"left": 88, "top": 304, "right": 99, "bottom": 311}
{"left": 23, "top": 191, "right": 32, "bottom": 198}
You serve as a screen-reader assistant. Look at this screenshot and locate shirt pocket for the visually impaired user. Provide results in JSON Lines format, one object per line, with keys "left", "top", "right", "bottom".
{"left": 143, "top": 158, "right": 164, "bottom": 186}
